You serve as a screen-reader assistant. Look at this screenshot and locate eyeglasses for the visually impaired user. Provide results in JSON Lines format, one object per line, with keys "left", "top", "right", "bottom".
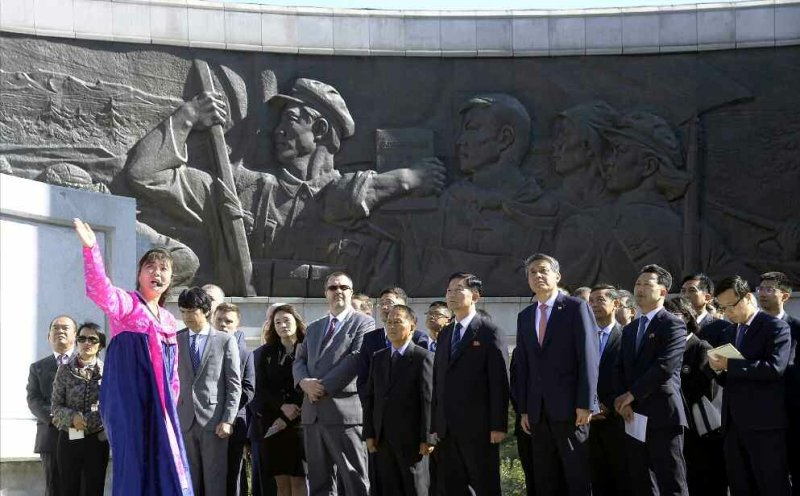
{"left": 680, "top": 286, "right": 701, "bottom": 295}
{"left": 77, "top": 336, "right": 100, "bottom": 344}
{"left": 755, "top": 286, "right": 783, "bottom": 295}
{"left": 327, "top": 284, "right": 352, "bottom": 292}
{"left": 717, "top": 296, "right": 744, "bottom": 312}
{"left": 426, "top": 312, "right": 450, "bottom": 319}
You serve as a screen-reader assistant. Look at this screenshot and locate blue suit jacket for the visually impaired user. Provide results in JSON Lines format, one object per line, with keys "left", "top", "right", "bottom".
{"left": 514, "top": 293, "right": 599, "bottom": 423}
{"left": 782, "top": 313, "right": 800, "bottom": 411}
{"left": 716, "top": 311, "right": 790, "bottom": 430}
{"left": 357, "top": 327, "right": 430, "bottom": 403}
{"left": 615, "top": 308, "right": 688, "bottom": 429}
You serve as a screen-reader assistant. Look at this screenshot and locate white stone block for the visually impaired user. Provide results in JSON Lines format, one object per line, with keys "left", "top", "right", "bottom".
{"left": 697, "top": 7, "right": 735, "bottom": 50}
{"left": 735, "top": 6, "right": 775, "bottom": 47}
{"left": 112, "top": 1, "right": 150, "bottom": 43}
{"left": 225, "top": 9, "right": 261, "bottom": 51}
{"left": 659, "top": 11, "right": 698, "bottom": 51}
{"left": 333, "top": 14, "right": 369, "bottom": 54}
{"left": 1, "top": 0, "right": 36, "bottom": 34}
{"left": 775, "top": 5, "right": 800, "bottom": 44}
{"left": 370, "top": 15, "right": 404, "bottom": 54}
{"left": 150, "top": 4, "right": 188, "bottom": 46}
{"left": 585, "top": 15, "right": 622, "bottom": 54}
{"left": 262, "top": 11, "right": 298, "bottom": 52}
{"left": 297, "top": 14, "right": 334, "bottom": 54}
{"left": 440, "top": 17, "right": 477, "bottom": 55}
{"left": 476, "top": 17, "right": 512, "bottom": 55}
{"left": 187, "top": 1, "right": 224, "bottom": 49}
{"left": 512, "top": 17, "right": 549, "bottom": 55}
{"left": 622, "top": 14, "right": 659, "bottom": 53}
{"left": 35, "top": 0, "right": 74, "bottom": 37}
{"left": 549, "top": 16, "right": 585, "bottom": 55}
{"left": 404, "top": 17, "right": 440, "bottom": 53}
{"left": 73, "top": 0, "right": 112, "bottom": 40}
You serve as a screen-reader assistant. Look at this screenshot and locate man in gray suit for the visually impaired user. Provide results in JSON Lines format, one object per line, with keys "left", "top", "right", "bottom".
{"left": 293, "top": 271, "right": 375, "bottom": 495}
{"left": 177, "top": 287, "right": 242, "bottom": 496}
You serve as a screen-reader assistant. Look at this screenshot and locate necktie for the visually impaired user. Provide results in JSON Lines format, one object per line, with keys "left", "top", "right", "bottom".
{"left": 58, "top": 354, "right": 68, "bottom": 365}
{"left": 390, "top": 350, "right": 401, "bottom": 379}
{"left": 538, "top": 304, "right": 549, "bottom": 345}
{"left": 320, "top": 317, "right": 339, "bottom": 350}
{"left": 598, "top": 331, "right": 607, "bottom": 356}
{"left": 451, "top": 323, "right": 463, "bottom": 352}
{"left": 190, "top": 334, "right": 201, "bottom": 373}
{"left": 635, "top": 316, "right": 649, "bottom": 352}
{"left": 735, "top": 324, "right": 748, "bottom": 349}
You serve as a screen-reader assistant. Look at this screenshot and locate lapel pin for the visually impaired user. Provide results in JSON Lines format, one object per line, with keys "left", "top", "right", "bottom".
{"left": 648, "top": 333, "right": 655, "bottom": 339}
{"left": 471, "top": 340, "right": 481, "bottom": 347}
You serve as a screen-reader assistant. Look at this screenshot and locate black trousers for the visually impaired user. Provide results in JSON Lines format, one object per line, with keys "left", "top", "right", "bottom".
{"left": 724, "top": 424, "right": 791, "bottom": 496}
{"left": 227, "top": 437, "right": 249, "bottom": 496}
{"left": 683, "top": 429, "right": 727, "bottom": 496}
{"left": 56, "top": 430, "right": 109, "bottom": 496}
{"left": 369, "top": 451, "right": 383, "bottom": 496}
{"left": 515, "top": 430, "right": 536, "bottom": 496}
{"left": 530, "top": 412, "right": 591, "bottom": 496}
{"left": 436, "top": 435, "right": 500, "bottom": 496}
{"left": 588, "top": 416, "right": 629, "bottom": 496}
{"left": 374, "top": 439, "right": 429, "bottom": 496}
{"left": 789, "top": 417, "right": 800, "bottom": 496}
{"left": 625, "top": 425, "right": 688, "bottom": 496}
{"left": 40, "top": 451, "right": 60, "bottom": 496}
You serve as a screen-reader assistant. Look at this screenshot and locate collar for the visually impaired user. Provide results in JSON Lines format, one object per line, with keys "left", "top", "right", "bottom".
{"left": 597, "top": 322, "right": 615, "bottom": 335}
{"left": 695, "top": 311, "right": 708, "bottom": 324}
{"left": 777, "top": 310, "right": 786, "bottom": 320}
{"left": 330, "top": 307, "right": 352, "bottom": 324}
{"left": 744, "top": 310, "right": 759, "bottom": 327}
{"left": 642, "top": 306, "right": 662, "bottom": 323}
{"left": 189, "top": 323, "right": 211, "bottom": 336}
{"left": 456, "top": 308, "right": 478, "bottom": 332}
{"left": 391, "top": 338, "right": 413, "bottom": 356}
{"left": 52, "top": 348, "right": 74, "bottom": 360}
{"left": 279, "top": 168, "right": 339, "bottom": 198}
{"left": 537, "top": 292, "right": 559, "bottom": 309}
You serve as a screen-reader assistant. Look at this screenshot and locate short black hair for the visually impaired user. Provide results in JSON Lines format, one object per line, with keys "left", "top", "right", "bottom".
{"left": 447, "top": 272, "right": 483, "bottom": 295}
{"left": 379, "top": 286, "right": 408, "bottom": 303}
{"left": 714, "top": 276, "right": 750, "bottom": 299}
{"left": 617, "top": 289, "right": 635, "bottom": 308}
{"left": 428, "top": 301, "right": 451, "bottom": 314}
{"left": 389, "top": 304, "right": 417, "bottom": 324}
{"left": 760, "top": 271, "right": 792, "bottom": 293}
{"left": 524, "top": 253, "right": 560, "bottom": 273}
{"left": 78, "top": 322, "right": 107, "bottom": 349}
{"left": 48, "top": 315, "right": 77, "bottom": 333}
{"left": 325, "top": 271, "right": 353, "bottom": 288}
{"left": 681, "top": 272, "right": 714, "bottom": 294}
{"left": 591, "top": 283, "right": 620, "bottom": 300}
{"left": 664, "top": 297, "right": 699, "bottom": 335}
{"left": 640, "top": 264, "right": 673, "bottom": 291}
{"left": 178, "top": 287, "right": 212, "bottom": 315}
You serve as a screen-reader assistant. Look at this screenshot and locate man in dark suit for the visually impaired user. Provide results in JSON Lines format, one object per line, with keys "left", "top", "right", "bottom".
{"left": 26, "top": 315, "right": 77, "bottom": 496}
{"left": 365, "top": 305, "right": 434, "bottom": 495}
{"left": 756, "top": 271, "right": 800, "bottom": 495}
{"left": 515, "top": 254, "right": 598, "bottom": 496}
{"left": 709, "top": 275, "right": 792, "bottom": 495}
{"left": 293, "top": 271, "right": 375, "bottom": 496}
{"left": 431, "top": 272, "right": 509, "bottom": 495}
{"left": 214, "top": 302, "right": 256, "bottom": 496}
{"left": 681, "top": 272, "right": 731, "bottom": 347}
{"left": 587, "top": 284, "right": 629, "bottom": 496}
{"left": 509, "top": 347, "right": 536, "bottom": 496}
{"left": 177, "top": 288, "right": 242, "bottom": 496}
{"left": 614, "top": 264, "right": 688, "bottom": 496}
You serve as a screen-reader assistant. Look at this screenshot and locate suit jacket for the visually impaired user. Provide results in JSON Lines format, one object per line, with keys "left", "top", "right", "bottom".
{"left": 27, "top": 354, "right": 60, "bottom": 453}
{"left": 231, "top": 330, "right": 255, "bottom": 441}
{"left": 597, "top": 323, "right": 623, "bottom": 410}
{"left": 251, "top": 341, "right": 304, "bottom": 435}
{"left": 716, "top": 311, "right": 790, "bottom": 431}
{"left": 293, "top": 309, "right": 375, "bottom": 425}
{"left": 515, "top": 294, "right": 599, "bottom": 423}
{"left": 364, "top": 344, "right": 433, "bottom": 462}
{"left": 697, "top": 318, "right": 731, "bottom": 348}
{"left": 357, "top": 327, "right": 430, "bottom": 403}
{"left": 431, "top": 312, "right": 509, "bottom": 441}
{"left": 615, "top": 308, "right": 688, "bottom": 428}
{"left": 177, "top": 328, "right": 242, "bottom": 431}
{"left": 782, "top": 312, "right": 800, "bottom": 411}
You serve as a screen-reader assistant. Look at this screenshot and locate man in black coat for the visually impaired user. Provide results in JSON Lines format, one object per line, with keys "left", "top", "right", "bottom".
{"left": 431, "top": 272, "right": 509, "bottom": 495}
{"left": 26, "top": 315, "right": 77, "bottom": 496}
{"left": 614, "top": 264, "right": 688, "bottom": 496}
{"left": 515, "top": 254, "right": 598, "bottom": 496}
{"left": 710, "top": 275, "right": 792, "bottom": 495}
{"left": 587, "top": 284, "right": 629, "bottom": 496}
{"left": 365, "top": 305, "right": 434, "bottom": 495}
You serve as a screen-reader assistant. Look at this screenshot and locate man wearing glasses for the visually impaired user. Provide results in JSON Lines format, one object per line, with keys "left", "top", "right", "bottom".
{"left": 424, "top": 302, "right": 452, "bottom": 352}
{"left": 756, "top": 272, "right": 800, "bottom": 495}
{"left": 709, "top": 275, "right": 792, "bottom": 496}
{"left": 293, "top": 272, "right": 375, "bottom": 495}
{"left": 680, "top": 273, "right": 730, "bottom": 347}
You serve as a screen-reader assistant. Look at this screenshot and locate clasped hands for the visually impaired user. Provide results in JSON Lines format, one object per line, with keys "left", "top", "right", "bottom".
{"left": 708, "top": 354, "right": 728, "bottom": 372}
{"left": 300, "top": 378, "right": 327, "bottom": 403}
{"left": 613, "top": 392, "right": 635, "bottom": 422}
{"left": 520, "top": 408, "right": 592, "bottom": 435}
{"left": 366, "top": 438, "right": 435, "bottom": 456}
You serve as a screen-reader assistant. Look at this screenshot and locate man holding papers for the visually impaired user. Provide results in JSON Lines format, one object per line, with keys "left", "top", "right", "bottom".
{"left": 614, "top": 264, "right": 688, "bottom": 496}
{"left": 709, "top": 276, "right": 792, "bottom": 496}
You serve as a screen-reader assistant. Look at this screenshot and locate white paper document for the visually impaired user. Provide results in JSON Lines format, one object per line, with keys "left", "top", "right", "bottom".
{"left": 68, "top": 428, "right": 85, "bottom": 440}
{"left": 624, "top": 413, "right": 648, "bottom": 442}
{"left": 707, "top": 343, "right": 744, "bottom": 360}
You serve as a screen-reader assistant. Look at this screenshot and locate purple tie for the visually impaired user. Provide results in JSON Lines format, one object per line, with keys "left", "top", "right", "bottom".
{"left": 58, "top": 354, "right": 68, "bottom": 365}
{"left": 321, "top": 317, "right": 339, "bottom": 350}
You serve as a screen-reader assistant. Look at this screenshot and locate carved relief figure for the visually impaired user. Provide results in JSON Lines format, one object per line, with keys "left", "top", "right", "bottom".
{"left": 126, "top": 78, "right": 445, "bottom": 296}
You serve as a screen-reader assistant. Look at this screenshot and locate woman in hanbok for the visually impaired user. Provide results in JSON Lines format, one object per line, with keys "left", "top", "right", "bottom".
{"left": 74, "top": 218, "right": 193, "bottom": 496}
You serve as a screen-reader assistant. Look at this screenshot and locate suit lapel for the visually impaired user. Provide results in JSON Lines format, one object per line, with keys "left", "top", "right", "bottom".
{"left": 541, "top": 294, "right": 566, "bottom": 349}
{"left": 314, "top": 317, "right": 333, "bottom": 359}
{"left": 196, "top": 329, "right": 216, "bottom": 379}
{"left": 319, "top": 314, "right": 350, "bottom": 360}
{"left": 635, "top": 311, "right": 662, "bottom": 363}
{"left": 600, "top": 324, "right": 622, "bottom": 366}
{"left": 387, "top": 348, "right": 414, "bottom": 391}
{"left": 178, "top": 331, "right": 193, "bottom": 378}
{"left": 449, "top": 316, "right": 480, "bottom": 367}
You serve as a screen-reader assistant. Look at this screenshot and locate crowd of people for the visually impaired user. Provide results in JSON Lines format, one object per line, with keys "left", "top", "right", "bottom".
{"left": 24, "top": 218, "right": 798, "bottom": 496}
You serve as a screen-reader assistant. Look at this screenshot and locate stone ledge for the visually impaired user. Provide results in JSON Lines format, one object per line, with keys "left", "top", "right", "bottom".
{"left": 1, "top": 0, "right": 797, "bottom": 56}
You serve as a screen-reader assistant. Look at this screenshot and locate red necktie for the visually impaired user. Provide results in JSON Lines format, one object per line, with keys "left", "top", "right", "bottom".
{"left": 538, "top": 304, "right": 549, "bottom": 345}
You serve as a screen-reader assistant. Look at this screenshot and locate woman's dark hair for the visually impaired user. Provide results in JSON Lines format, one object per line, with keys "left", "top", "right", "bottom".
{"left": 136, "top": 248, "right": 174, "bottom": 306}
{"left": 78, "top": 322, "right": 107, "bottom": 350}
{"left": 265, "top": 304, "right": 307, "bottom": 347}
{"left": 664, "top": 297, "right": 699, "bottom": 336}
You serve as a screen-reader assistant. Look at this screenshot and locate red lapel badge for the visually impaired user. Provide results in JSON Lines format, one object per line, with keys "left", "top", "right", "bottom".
{"left": 471, "top": 340, "right": 481, "bottom": 347}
